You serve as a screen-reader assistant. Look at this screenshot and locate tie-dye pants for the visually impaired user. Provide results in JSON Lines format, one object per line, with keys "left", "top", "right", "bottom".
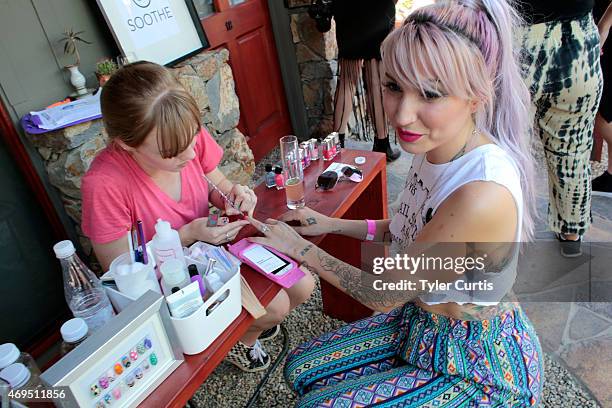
{"left": 520, "top": 13, "right": 603, "bottom": 236}
{"left": 285, "top": 304, "right": 543, "bottom": 407}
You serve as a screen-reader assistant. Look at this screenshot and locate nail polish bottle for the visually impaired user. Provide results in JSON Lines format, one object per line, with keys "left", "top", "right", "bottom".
{"left": 331, "top": 132, "right": 342, "bottom": 153}
{"left": 264, "top": 164, "right": 276, "bottom": 188}
{"left": 188, "top": 264, "right": 206, "bottom": 297}
{"left": 310, "top": 138, "right": 320, "bottom": 161}
{"left": 323, "top": 138, "right": 334, "bottom": 161}
{"left": 299, "top": 147, "right": 310, "bottom": 169}
{"left": 274, "top": 166, "right": 285, "bottom": 190}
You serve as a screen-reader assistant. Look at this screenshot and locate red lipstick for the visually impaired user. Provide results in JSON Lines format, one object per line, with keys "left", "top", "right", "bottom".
{"left": 397, "top": 129, "right": 423, "bottom": 143}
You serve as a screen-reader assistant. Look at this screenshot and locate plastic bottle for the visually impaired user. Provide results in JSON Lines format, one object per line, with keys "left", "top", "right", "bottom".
{"left": 204, "top": 272, "right": 228, "bottom": 301}
{"left": 160, "top": 259, "right": 190, "bottom": 296}
{"left": 60, "top": 318, "right": 89, "bottom": 356}
{"left": 264, "top": 164, "right": 276, "bottom": 188}
{"left": 0, "top": 344, "right": 40, "bottom": 377}
{"left": 0, "top": 363, "right": 42, "bottom": 391}
{"left": 151, "top": 219, "right": 185, "bottom": 268}
{"left": 188, "top": 264, "right": 206, "bottom": 297}
{"left": 212, "top": 262, "right": 235, "bottom": 284}
{"left": 53, "top": 241, "right": 115, "bottom": 333}
{"left": 274, "top": 166, "right": 285, "bottom": 190}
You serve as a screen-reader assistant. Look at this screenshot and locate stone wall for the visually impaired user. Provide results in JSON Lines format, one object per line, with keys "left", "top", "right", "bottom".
{"left": 288, "top": 3, "right": 338, "bottom": 139}
{"left": 26, "top": 49, "right": 254, "bottom": 261}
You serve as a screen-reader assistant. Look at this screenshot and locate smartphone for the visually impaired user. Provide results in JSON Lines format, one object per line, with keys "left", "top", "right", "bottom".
{"left": 241, "top": 244, "right": 293, "bottom": 276}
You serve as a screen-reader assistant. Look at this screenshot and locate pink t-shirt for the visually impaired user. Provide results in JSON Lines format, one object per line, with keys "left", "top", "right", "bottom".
{"left": 81, "top": 128, "right": 224, "bottom": 244}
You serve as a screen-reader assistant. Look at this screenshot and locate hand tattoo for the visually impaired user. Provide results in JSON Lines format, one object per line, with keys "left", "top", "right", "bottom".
{"left": 306, "top": 217, "right": 317, "bottom": 225}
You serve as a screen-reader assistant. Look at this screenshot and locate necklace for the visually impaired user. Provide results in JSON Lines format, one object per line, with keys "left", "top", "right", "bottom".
{"left": 413, "top": 127, "right": 480, "bottom": 227}
{"left": 435, "top": 126, "right": 478, "bottom": 165}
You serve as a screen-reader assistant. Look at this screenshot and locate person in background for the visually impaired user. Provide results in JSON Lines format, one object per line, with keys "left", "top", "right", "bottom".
{"left": 249, "top": 0, "right": 543, "bottom": 405}
{"left": 331, "top": 0, "right": 402, "bottom": 162}
{"left": 81, "top": 62, "right": 315, "bottom": 373}
{"left": 592, "top": 0, "right": 612, "bottom": 196}
{"left": 519, "top": 0, "right": 605, "bottom": 256}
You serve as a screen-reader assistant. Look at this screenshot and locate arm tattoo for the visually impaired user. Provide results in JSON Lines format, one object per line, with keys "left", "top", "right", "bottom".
{"left": 316, "top": 249, "right": 417, "bottom": 310}
{"left": 299, "top": 244, "right": 314, "bottom": 257}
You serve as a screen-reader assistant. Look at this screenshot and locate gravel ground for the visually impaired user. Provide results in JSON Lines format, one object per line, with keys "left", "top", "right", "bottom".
{"left": 190, "top": 276, "right": 601, "bottom": 408}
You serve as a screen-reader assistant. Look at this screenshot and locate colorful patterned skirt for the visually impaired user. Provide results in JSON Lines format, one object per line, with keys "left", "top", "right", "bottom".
{"left": 284, "top": 303, "right": 543, "bottom": 407}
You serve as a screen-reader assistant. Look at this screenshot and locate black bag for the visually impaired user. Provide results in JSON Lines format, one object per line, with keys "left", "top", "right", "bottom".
{"left": 308, "top": 0, "right": 333, "bottom": 33}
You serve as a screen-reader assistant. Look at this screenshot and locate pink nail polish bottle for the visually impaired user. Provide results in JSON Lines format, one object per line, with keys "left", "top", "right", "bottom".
{"left": 274, "top": 166, "right": 285, "bottom": 190}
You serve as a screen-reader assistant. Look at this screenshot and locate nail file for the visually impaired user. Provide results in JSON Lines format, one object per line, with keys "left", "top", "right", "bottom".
{"left": 240, "top": 275, "right": 266, "bottom": 319}
{"left": 202, "top": 174, "right": 245, "bottom": 219}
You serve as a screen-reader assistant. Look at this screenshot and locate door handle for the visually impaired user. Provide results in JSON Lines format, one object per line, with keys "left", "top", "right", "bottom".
{"left": 225, "top": 20, "right": 233, "bottom": 31}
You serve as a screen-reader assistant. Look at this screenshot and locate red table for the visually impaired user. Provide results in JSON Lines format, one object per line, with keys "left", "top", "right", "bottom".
{"left": 140, "top": 149, "right": 388, "bottom": 407}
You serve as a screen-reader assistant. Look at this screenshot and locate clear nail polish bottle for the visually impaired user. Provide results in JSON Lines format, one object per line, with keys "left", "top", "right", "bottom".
{"left": 264, "top": 164, "right": 276, "bottom": 188}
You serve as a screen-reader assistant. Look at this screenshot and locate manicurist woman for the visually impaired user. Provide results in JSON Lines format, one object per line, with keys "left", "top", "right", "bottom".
{"left": 81, "top": 62, "right": 314, "bottom": 372}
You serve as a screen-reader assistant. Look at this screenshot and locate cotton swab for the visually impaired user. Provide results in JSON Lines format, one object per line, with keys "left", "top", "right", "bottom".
{"left": 126, "top": 227, "right": 135, "bottom": 264}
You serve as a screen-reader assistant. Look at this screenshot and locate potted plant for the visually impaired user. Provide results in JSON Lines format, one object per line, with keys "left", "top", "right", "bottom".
{"left": 95, "top": 59, "right": 118, "bottom": 86}
{"left": 59, "top": 28, "right": 92, "bottom": 96}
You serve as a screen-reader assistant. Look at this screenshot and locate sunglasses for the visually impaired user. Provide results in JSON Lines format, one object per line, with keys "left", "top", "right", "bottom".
{"left": 315, "top": 166, "right": 363, "bottom": 190}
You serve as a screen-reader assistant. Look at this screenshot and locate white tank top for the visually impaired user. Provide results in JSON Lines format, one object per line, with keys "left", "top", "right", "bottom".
{"left": 389, "top": 144, "right": 523, "bottom": 306}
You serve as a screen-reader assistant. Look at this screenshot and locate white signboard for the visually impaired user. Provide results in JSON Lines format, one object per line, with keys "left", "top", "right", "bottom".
{"left": 97, "top": 0, "right": 208, "bottom": 66}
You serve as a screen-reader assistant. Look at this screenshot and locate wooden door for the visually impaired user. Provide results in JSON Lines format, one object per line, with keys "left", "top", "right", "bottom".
{"left": 195, "top": 0, "right": 293, "bottom": 161}
{"left": 0, "top": 99, "right": 68, "bottom": 353}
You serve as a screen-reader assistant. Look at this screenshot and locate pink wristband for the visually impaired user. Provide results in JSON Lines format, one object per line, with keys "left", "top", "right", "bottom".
{"left": 365, "top": 219, "right": 376, "bottom": 241}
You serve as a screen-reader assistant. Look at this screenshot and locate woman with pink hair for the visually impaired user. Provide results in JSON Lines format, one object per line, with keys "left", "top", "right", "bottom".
{"left": 250, "top": 0, "right": 543, "bottom": 406}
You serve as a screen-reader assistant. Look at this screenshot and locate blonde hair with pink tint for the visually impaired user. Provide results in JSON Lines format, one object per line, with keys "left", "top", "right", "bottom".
{"left": 381, "top": 0, "right": 536, "bottom": 241}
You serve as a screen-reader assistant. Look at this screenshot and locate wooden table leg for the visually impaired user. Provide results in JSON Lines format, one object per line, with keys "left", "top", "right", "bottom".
{"left": 319, "top": 169, "right": 388, "bottom": 322}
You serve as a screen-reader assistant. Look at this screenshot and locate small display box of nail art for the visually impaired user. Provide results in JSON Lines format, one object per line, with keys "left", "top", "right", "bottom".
{"left": 41, "top": 291, "right": 183, "bottom": 408}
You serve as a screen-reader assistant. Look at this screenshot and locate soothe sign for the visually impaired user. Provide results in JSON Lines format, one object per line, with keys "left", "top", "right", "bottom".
{"left": 97, "top": 0, "right": 208, "bottom": 65}
{"left": 118, "top": 0, "right": 180, "bottom": 47}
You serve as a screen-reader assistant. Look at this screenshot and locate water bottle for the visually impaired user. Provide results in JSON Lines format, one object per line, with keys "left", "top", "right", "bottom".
{"left": 53, "top": 240, "right": 115, "bottom": 333}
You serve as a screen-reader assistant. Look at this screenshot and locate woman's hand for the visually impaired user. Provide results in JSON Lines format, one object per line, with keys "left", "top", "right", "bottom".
{"left": 247, "top": 217, "right": 311, "bottom": 260}
{"left": 227, "top": 184, "right": 257, "bottom": 217}
{"left": 180, "top": 217, "right": 250, "bottom": 245}
{"left": 278, "top": 207, "right": 334, "bottom": 236}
